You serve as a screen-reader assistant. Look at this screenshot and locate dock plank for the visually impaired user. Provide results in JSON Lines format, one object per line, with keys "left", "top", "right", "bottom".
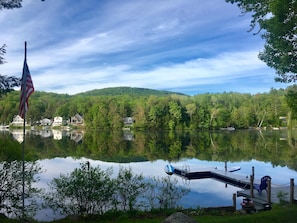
{"left": 238, "top": 185, "right": 297, "bottom": 204}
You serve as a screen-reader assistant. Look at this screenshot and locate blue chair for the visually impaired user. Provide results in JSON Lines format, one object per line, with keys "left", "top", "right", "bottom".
{"left": 254, "top": 175, "right": 271, "bottom": 193}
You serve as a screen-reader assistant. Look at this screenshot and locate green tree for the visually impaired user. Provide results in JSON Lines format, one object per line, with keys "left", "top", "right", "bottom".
{"left": 113, "top": 166, "right": 145, "bottom": 211}
{"left": 45, "top": 162, "right": 114, "bottom": 216}
{"left": 144, "top": 176, "right": 190, "bottom": 210}
{"left": 168, "top": 101, "right": 182, "bottom": 129}
{"left": 0, "top": 0, "right": 21, "bottom": 10}
{"left": 0, "top": 1, "right": 45, "bottom": 96}
{"left": 285, "top": 85, "right": 297, "bottom": 119}
{"left": 226, "top": 0, "right": 297, "bottom": 83}
{"left": 152, "top": 176, "right": 189, "bottom": 209}
{"left": 0, "top": 160, "right": 42, "bottom": 219}
{"left": 0, "top": 45, "right": 20, "bottom": 95}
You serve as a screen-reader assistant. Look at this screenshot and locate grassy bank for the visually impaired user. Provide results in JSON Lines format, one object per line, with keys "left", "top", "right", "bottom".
{"left": 1, "top": 205, "right": 297, "bottom": 223}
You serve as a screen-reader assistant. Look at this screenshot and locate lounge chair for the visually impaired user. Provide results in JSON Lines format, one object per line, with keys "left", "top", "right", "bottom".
{"left": 254, "top": 175, "right": 271, "bottom": 193}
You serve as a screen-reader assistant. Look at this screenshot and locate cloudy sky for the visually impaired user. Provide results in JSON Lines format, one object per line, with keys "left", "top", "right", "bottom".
{"left": 0, "top": 0, "right": 289, "bottom": 95}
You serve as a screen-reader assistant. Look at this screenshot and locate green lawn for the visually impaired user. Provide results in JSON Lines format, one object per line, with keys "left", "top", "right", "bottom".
{"left": 1, "top": 205, "right": 297, "bottom": 223}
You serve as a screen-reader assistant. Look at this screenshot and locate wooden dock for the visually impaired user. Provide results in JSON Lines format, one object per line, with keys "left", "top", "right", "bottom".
{"left": 166, "top": 164, "right": 252, "bottom": 189}
{"left": 237, "top": 184, "right": 297, "bottom": 204}
{"left": 165, "top": 164, "right": 297, "bottom": 211}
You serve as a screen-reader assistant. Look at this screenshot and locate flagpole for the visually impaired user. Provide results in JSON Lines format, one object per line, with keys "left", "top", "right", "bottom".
{"left": 22, "top": 41, "right": 27, "bottom": 220}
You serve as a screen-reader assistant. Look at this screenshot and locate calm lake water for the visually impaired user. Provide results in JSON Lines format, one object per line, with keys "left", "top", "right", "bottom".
{"left": 1, "top": 128, "right": 297, "bottom": 221}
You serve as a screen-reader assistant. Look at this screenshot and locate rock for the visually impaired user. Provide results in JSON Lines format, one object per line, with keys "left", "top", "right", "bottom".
{"left": 162, "top": 212, "right": 198, "bottom": 223}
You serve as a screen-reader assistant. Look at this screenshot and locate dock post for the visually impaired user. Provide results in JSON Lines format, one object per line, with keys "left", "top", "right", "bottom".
{"left": 267, "top": 178, "right": 271, "bottom": 204}
{"left": 250, "top": 175, "right": 254, "bottom": 197}
{"left": 290, "top": 178, "right": 294, "bottom": 205}
{"left": 233, "top": 193, "right": 236, "bottom": 211}
{"left": 252, "top": 166, "right": 254, "bottom": 178}
{"left": 225, "top": 161, "right": 227, "bottom": 171}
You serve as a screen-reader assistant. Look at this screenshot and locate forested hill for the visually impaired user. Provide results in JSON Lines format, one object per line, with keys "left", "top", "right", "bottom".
{"left": 76, "top": 87, "right": 186, "bottom": 97}
{"left": 1, "top": 86, "right": 296, "bottom": 130}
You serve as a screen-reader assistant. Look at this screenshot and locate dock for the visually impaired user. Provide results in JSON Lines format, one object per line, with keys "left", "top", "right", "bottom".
{"left": 165, "top": 164, "right": 251, "bottom": 189}
{"left": 165, "top": 164, "right": 297, "bottom": 211}
{"left": 237, "top": 184, "right": 297, "bottom": 204}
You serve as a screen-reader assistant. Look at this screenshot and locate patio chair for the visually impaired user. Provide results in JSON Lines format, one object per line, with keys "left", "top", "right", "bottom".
{"left": 254, "top": 175, "right": 271, "bottom": 193}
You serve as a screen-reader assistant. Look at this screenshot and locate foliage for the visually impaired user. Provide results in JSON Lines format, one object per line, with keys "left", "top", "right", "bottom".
{"left": 45, "top": 162, "right": 114, "bottom": 216}
{"left": 113, "top": 166, "right": 146, "bottom": 211}
{"left": 1, "top": 204, "right": 297, "bottom": 222}
{"left": 1, "top": 129, "right": 297, "bottom": 171}
{"left": 285, "top": 84, "right": 297, "bottom": 120}
{"left": 45, "top": 163, "right": 189, "bottom": 218}
{"left": 0, "top": 0, "right": 46, "bottom": 96}
{"left": 0, "top": 87, "right": 294, "bottom": 130}
{"left": 144, "top": 176, "right": 190, "bottom": 210}
{"left": 77, "top": 87, "right": 185, "bottom": 97}
{"left": 226, "top": 0, "right": 297, "bottom": 83}
{"left": 0, "top": 160, "right": 42, "bottom": 219}
{"left": 0, "top": 45, "right": 21, "bottom": 95}
{"left": 0, "top": 75, "right": 21, "bottom": 95}
{"left": 0, "top": 0, "right": 21, "bottom": 10}
{"left": 0, "top": 44, "right": 6, "bottom": 65}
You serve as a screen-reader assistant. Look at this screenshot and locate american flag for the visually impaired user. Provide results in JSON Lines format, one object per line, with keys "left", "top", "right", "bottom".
{"left": 19, "top": 60, "right": 34, "bottom": 119}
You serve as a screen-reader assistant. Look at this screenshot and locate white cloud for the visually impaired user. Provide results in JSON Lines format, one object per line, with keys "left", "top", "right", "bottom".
{"left": 0, "top": 0, "right": 288, "bottom": 95}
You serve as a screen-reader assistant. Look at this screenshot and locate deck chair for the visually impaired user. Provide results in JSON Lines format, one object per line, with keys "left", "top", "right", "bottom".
{"left": 254, "top": 175, "right": 271, "bottom": 193}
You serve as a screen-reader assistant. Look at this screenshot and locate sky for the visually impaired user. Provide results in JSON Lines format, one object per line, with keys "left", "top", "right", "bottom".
{"left": 0, "top": 0, "right": 290, "bottom": 96}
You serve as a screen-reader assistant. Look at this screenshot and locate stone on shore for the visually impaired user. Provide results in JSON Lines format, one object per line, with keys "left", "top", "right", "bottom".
{"left": 162, "top": 212, "right": 198, "bottom": 223}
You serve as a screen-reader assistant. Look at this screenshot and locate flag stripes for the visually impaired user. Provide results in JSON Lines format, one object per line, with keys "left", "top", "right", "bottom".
{"left": 19, "top": 60, "right": 34, "bottom": 119}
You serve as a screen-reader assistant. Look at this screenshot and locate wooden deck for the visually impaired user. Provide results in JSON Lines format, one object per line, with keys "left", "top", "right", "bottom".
{"left": 165, "top": 164, "right": 297, "bottom": 211}
{"left": 237, "top": 185, "right": 297, "bottom": 204}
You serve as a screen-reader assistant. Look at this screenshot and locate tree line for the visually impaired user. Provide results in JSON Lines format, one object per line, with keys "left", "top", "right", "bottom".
{"left": 0, "top": 86, "right": 296, "bottom": 130}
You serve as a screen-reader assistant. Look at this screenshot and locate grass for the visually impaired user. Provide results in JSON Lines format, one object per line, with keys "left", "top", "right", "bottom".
{"left": 1, "top": 205, "right": 297, "bottom": 223}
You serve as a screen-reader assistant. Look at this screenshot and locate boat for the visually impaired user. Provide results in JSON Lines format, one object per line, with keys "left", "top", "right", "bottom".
{"left": 164, "top": 164, "right": 175, "bottom": 175}
{"left": 220, "top": 127, "right": 235, "bottom": 131}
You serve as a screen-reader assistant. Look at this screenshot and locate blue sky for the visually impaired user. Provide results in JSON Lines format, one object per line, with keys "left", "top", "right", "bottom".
{"left": 0, "top": 0, "right": 289, "bottom": 95}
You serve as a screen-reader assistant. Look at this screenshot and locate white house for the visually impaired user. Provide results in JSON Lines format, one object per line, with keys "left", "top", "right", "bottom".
{"left": 52, "top": 116, "right": 63, "bottom": 127}
{"left": 11, "top": 115, "right": 28, "bottom": 126}
{"left": 123, "top": 117, "right": 134, "bottom": 126}
{"left": 40, "top": 118, "right": 52, "bottom": 126}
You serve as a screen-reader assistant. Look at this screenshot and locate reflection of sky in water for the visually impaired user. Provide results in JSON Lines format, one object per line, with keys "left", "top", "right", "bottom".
{"left": 34, "top": 157, "right": 297, "bottom": 221}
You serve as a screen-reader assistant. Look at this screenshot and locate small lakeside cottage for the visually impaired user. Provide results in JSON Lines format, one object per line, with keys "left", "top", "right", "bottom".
{"left": 52, "top": 116, "right": 63, "bottom": 127}
{"left": 123, "top": 117, "right": 134, "bottom": 126}
{"left": 40, "top": 118, "right": 52, "bottom": 126}
{"left": 70, "top": 113, "right": 84, "bottom": 126}
{"left": 10, "top": 115, "right": 29, "bottom": 126}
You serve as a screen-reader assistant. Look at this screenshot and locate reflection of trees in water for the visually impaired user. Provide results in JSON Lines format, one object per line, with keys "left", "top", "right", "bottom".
{"left": 1, "top": 129, "right": 297, "bottom": 168}
{"left": 0, "top": 161, "right": 42, "bottom": 219}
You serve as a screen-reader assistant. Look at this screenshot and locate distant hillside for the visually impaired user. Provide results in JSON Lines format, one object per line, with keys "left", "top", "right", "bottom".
{"left": 75, "top": 87, "right": 187, "bottom": 97}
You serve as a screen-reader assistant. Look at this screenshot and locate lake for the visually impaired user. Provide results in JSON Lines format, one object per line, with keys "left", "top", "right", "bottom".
{"left": 0, "top": 128, "right": 297, "bottom": 221}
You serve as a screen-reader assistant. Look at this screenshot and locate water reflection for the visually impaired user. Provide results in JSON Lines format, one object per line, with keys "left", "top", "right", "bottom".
{"left": 33, "top": 157, "right": 297, "bottom": 221}
{"left": 7, "top": 129, "right": 84, "bottom": 144}
{"left": 0, "top": 129, "right": 296, "bottom": 221}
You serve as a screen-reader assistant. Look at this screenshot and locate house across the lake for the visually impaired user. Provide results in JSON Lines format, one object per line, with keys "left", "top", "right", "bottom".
{"left": 70, "top": 113, "right": 84, "bottom": 126}
{"left": 123, "top": 117, "right": 134, "bottom": 126}
{"left": 52, "top": 116, "right": 63, "bottom": 127}
{"left": 40, "top": 118, "right": 52, "bottom": 126}
{"left": 10, "top": 115, "right": 29, "bottom": 126}
{"left": 9, "top": 113, "right": 85, "bottom": 129}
